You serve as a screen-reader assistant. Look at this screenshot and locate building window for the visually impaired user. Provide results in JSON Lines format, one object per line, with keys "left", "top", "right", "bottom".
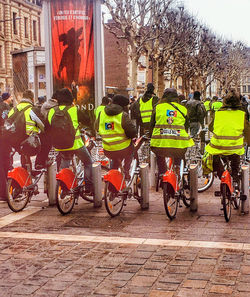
{"left": 247, "top": 77, "right": 250, "bottom": 83}
{"left": 243, "top": 85, "right": 246, "bottom": 93}
{"left": 248, "top": 85, "right": 250, "bottom": 93}
{"left": 24, "top": 17, "right": 28, "bottom": 38}
{"left": 33, "top": 20, "right": 37, "bottom": 41}
{"left": 13, "top": 12, "right": 18, "bottom": 35}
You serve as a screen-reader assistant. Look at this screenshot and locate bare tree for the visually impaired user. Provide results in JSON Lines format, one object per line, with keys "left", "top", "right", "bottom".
{"left": 104, "top": 0, "right": 175, "bottom": 94}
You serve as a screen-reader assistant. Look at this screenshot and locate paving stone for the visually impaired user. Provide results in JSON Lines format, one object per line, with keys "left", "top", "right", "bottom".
{"left": 215, "top": 268, "right": 239, "bottom": 277}
{"left": 240, "top": 265, "right": 250, "bottom": 274}
{"left": 237, "top": 282, "right": 250, "bottom": 292}
{"left": 94, "top": 283, "right": 121, "bottom": 295}
{"left": 211, "top": 276, "right": 236, "bottom": 286}
{"left": 158, "top": 273, "right": 185, "bottom": 284}
{"left": 130, "top": 275, "right": 158, "bottom": 287}
{"left": 109, "top": 272, "right": 134, "bottom": 281}
{"left": 209, "top": 285, "right": 233, "bottom": 294}
{"left": 182, "top": 279, "right": 207, "bottom": 289}
{"left": 124, "top": 257, "right": 147, "bottom": 265}
{"left": 166, "top": 265, "right": 189, "bottom": 274}
{"left": 176, "top": 288, "right": 204, "bottom": 297}
{"left": 122, "top": 285, "right": 151, "bottom": 294}
{"left": 148, "top": 290, "right": 174, "bottom": 297}
{"left": 186, "top": 272, "right": 211, "bottom": 280}
{"left": 11, "top": 284, "right": 40, "bottom": 295}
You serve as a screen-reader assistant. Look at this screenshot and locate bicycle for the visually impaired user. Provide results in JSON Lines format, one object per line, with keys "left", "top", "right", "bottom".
{"left": 103, "top": 136, "right": 149, "bottom": 217}
{"left": 7, "top": 151, "right": 54, "bottom": 212}
{"left": 55, "top": 149, "right": 102, "bottom": 215}
{"left": 185, "top": 128, "right": 214, "bottom": 192}
{"left": 161, "top": 157, "right": 194, "bottom": 220}
{"left": 214, "top": 155, "right": 248, "bottom": 222}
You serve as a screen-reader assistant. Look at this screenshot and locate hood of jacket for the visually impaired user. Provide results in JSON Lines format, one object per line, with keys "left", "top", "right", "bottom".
{"left": 142, "top": 91, "right": 154, "bottom": 103}
{"left": 20, "top": 98, "right": 34, "bottom": 105}
{"left": 104, "top": 103, "right": 123, "bottom": 116}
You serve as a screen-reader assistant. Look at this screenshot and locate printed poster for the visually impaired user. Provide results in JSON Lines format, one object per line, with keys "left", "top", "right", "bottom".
{"left": 51, "top": 0, "right": 94, "bottom": 109}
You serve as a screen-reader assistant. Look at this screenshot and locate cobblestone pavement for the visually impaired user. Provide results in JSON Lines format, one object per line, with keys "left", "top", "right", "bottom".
{"left": 0, "top": 177, "right": 250, "bottom": 296}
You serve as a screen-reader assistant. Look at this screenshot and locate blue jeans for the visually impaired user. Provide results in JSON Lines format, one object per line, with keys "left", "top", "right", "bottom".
{"left": 60, "top": 146, "right": 93, "bottom": 190}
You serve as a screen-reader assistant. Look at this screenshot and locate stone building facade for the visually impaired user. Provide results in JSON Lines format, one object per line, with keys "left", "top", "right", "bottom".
{"left": 0, "top": 0, "right": 42, "bottom": 93}
{"left": 241, "top": 48, "right": 250, "bottom": 97}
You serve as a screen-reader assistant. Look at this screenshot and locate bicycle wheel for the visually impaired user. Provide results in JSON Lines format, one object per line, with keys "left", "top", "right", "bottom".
{"left": 197, "top": 161, "right": 214, "bottom": 192}
{"left": 163, "top": 182, "right": 178, "bottom": 220}
{"left": 56, "top": 181, "right": 75, "bottom": 215}
{"left": 104, "top": 182, "right": 124, "bottom": 217}
{"left": 7, "top": 179, "right": 30, "bottom": 212}
{"left": 221, "top": 183, "right": 231, "bottom": 222}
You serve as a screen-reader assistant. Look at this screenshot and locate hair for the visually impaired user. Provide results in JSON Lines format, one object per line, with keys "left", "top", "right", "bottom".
{"left": 101, "top": 96, "right": 110, "bottom": 105}
{"left": 23, "top": 89, "right": 34, "bottom": 100}
{"left": 193, "top": 91, "right": 201, "bottom": 100}
{"left": 223, "top": 89, "right": 241, "bottom": 107}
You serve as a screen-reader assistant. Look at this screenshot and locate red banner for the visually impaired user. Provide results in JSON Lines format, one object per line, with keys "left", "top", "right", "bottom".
{"left": 51, "top": 0, "right": 94, "bottom": 107}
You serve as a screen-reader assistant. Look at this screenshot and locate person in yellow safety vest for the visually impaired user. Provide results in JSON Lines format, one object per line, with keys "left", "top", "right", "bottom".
{"left": 8, "top": 90, "right": 43, "bottom": 170}
{"left": 204, "top": 97, "right": 211, "bottom": 112}
{"left": 47, "top": 88, "right": 94, "bottom": 193}
{"left": 96, "top": 94, "right": 137, "bottom": 180}
{"left": 132, "top": 83, "right": 158, "bottom": 135}
{"left": 149, "top": 88, "right": 194, "bottom": 176}
{"left": 94, "top": 96, "right": 111, "bottom": 119}
{"left": 205, "top": 89, "right": 249, "bottom": 186}
{"left": 211, "top": 96, "right": 223, "bottom": 113}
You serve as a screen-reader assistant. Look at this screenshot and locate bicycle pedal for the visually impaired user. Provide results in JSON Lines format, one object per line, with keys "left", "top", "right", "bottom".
{"left": 214, "top": 191, "right": 221, "bottom": 197}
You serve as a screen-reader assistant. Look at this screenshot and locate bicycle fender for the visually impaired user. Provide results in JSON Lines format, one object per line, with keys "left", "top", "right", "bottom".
{"left": 56, "top": 168, "right": 77, "bottom": 190}
{"left": 103, "top": 170, "right": 126, "bottom": 191}
{"left": 162, "top": 170, "right": 179, "bottom": 192}
{"left": 8, "top": 167, "right": 32, "bottom": 188}
{"left": 221, "top": 170, "right": 233, "bottom": 194}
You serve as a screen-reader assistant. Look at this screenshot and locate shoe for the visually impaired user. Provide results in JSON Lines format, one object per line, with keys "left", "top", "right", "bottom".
{"left": 35, "top": 164, "right": 44, "bottom": 170}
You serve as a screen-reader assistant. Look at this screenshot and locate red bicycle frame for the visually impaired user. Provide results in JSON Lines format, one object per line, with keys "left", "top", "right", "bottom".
{"left": 220, "top": 169, "right": 233, "bottom": 195}
{"left": 162, "top": 158, "right": 179, "bottom": 193}
{"left": 56, "top": 168, "right": 77, "bottom": 190}
{"left": 8, "top": 167, "right": 32, "bottom": 188}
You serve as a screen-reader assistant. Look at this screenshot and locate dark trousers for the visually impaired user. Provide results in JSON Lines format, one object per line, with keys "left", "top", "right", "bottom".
{"left": 35, "top": 133, "right": 52, "bottom": 168}
{"left": 151, "top": 147, "right": 187, "bottom": 175}
{"left": 60, "top": 146, "right": 93, "bottom": 190}
{"left": 104, "top": 144, "right": 134, "bottom": 174}
{"left": 213, "top": 154, "right": 240, "bottom": 182}
{"left": 0, "top": 144, "right": 11, "bottom": 198}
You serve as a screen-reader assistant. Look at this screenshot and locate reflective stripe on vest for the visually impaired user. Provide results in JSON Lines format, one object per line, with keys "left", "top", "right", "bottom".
{"left": 150, "top": 102, "right": 194, "bottom": 149}
{"left": 205, "top": 109, "right": 245, "bottom": 156}
{"left": 139, "top": 97, "right": 153, "bottom": 123}
{"left": 48, "top": 105, "right": 84, "bottom": 151}
{"left": 99, "top": 111, "right": 131, "bottom": 151}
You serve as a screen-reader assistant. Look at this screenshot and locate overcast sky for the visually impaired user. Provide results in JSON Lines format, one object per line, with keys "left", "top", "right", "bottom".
{"left": 180, "top": 0, "right": 250, "bottom": 46}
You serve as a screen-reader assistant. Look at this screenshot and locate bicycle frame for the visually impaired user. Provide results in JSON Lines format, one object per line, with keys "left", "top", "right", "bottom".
{"left": 220, "top": 169, "right": 233, "bottom": 195}
{"left": 162, "top": 159, "right": 184, "bottom": 193}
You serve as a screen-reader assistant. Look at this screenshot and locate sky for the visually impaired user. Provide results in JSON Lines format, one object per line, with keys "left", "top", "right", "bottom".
{"left": 179, "top": 0, "right": 250, "bottom": 46}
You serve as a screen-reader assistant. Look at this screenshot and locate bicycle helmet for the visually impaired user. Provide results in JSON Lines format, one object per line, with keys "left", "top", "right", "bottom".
{"left": 20, "top": 134, "right": 41, "bottom": 156}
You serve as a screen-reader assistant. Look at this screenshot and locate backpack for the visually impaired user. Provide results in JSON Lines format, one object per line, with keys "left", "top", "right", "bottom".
{"left": 2, "top": 105, "right": 31, "bottom": 148}
{"left": 50, "top": 106, "right": 77, "bottom": 149}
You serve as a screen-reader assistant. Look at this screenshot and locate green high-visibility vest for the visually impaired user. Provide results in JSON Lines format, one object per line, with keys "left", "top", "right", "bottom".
{"left": 48, "top": 105, "right": 84, "bottom": 151}
{"left": 95, "top": 105, "right": 105, "bottom": 119}
{"left": 205, "top": 109, "right": 245, "bottom": 156}
{"left": 150, "top": 102, "right": 194, "bottom": 149}
{"left": 211, "top": 101, "right": 223, "bottom": 111}
{"left": 8, "top": 102, "right": 39, "bottom": 135}
{"left": 99, "top": 110, "right": 131, "bottom": 151}
{"left": 139, "top": 97, "right": 153, "bottom": 123}
{"left": 204, "top": 101, "right": 210, "bottom": 111}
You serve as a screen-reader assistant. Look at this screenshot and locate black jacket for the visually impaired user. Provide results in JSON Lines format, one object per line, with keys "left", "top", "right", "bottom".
{"left": 0, "top": 101, "right": 11, "bottom": 126}
{"left": 95, "top": 103, "right": 137, "bottom": 139}
{"left": 186, "top": 99, "right": 206, "bottom": 125}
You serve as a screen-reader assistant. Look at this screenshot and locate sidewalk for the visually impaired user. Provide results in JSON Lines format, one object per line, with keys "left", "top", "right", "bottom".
{"left": 0, "top": 180, "right": 250, "bottom": 296}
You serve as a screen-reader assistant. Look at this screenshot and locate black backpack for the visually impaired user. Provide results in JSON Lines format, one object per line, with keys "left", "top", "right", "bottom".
{"left": 2, "top": 105, "right": 32, "bottom": 148}
{"left": 50, "top": 106, "right": 77, "bottom": 149}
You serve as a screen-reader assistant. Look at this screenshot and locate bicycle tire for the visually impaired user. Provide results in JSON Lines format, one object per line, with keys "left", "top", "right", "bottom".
{"left": 104, "top": 182, "right": 124, "bottom": 217}
{"left": 163, "top": 182, "right": 178, "bottom": 220}
{"left": 7, "top": 179, "right": 30, "bottom": 212}
{"left": 195, "top": 159, "right": 214, "bottom": 192}
{"left": 56, "top": 180, "right": 75, "bottom": 215}
{"left": 221, "top": 183, "right": 231, "bottom": 222}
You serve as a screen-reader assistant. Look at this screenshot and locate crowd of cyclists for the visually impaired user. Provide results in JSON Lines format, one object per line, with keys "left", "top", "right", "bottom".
{"left": 0, "top": 83, "right": 249, "bottom": 202}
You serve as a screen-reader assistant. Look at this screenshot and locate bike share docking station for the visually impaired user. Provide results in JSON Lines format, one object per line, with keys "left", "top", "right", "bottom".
{"left": 92, "top": 162, "right": 102, "bottom": 208}
{"left": 140, "top": 163, "right": 149, "bottom": 209}
{"left": 189, "top": 163, "right": 198, "bottom": 212}
{"left": 239, "top": 164, "right": 249, "bottom": 215}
